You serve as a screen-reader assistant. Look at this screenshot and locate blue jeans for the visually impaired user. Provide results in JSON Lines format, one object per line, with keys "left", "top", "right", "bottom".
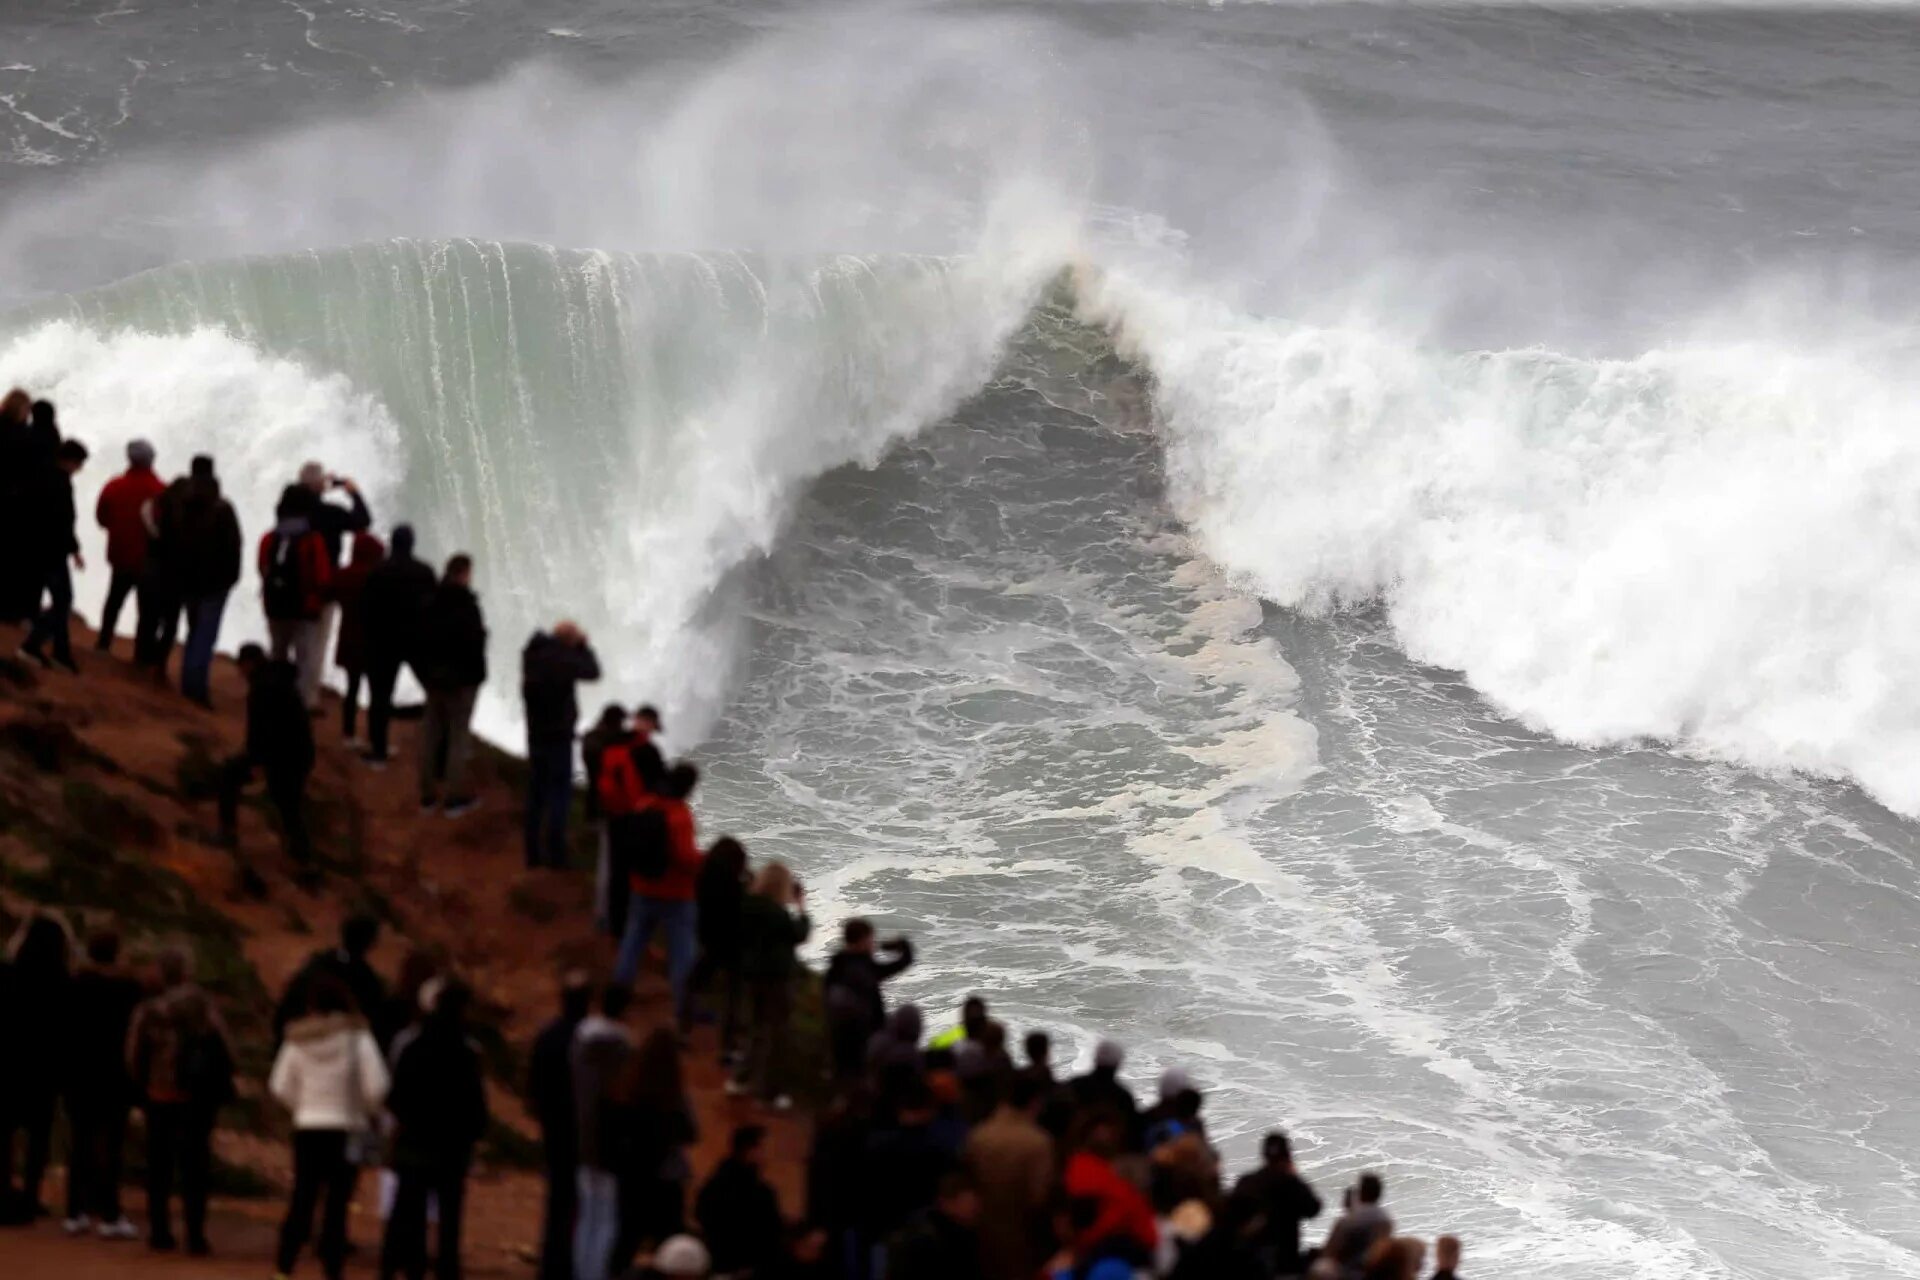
{"left": 614, "top": 897, "right": 695, "bottom": 1015}
{"left": 524, "top": 738, "right": 575, "bottom": 869}
{"left": 180, "top": 591, "right": 228, "bottom": 703}
{"left": 572, "top": 1168, "right": 619, "bottom": 1280}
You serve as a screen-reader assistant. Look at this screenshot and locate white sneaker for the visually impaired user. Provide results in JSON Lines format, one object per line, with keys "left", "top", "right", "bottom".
{"left": 768, "top": 1094, "right": 794, "bottom": 1113}
{"left": 724, "top": 1077, "right": 749, "bottom": 1097}
{"left": 98, "top": 1218, "right": 139, "bottom": 1241}
{"left": 62, "top": 1215, "right": 94, "bottom": 1237}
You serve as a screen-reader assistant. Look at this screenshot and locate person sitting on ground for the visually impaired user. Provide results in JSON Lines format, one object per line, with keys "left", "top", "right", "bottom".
{"left": 594, "top": 705, "right": 665, "bottom": 938}
{"left": 964, "top": 1073, "right": 1056, "bottom": 1280}
{"left": 689, "top": 836, "right": 748, "bottom": 1046}
{"left": 609, "top": 761, "right": 705, "bottom": 1022}
{"left": 93, "top": 438, "right": 164, "bottom": 652}
{"left": 521, "top": 620, "right": 602, "bottom": 869}
{"left": 63, "top": 928, "right": 148, "bottom": 1241}
{"left": 1325, "top": 1173, "right": 1394, "bottom": 1279}
{"left": 1069, "top": 1041, "right": 1142, "bottom": 1150}
{"left": 883, "top": 1169, "right": 983, "bottom": 1280}
{"left": 159, "top": 455, "right": 244, "bottom": 706}
{"left": 269, "top": 973, "right": 390, "bottom": 1280}
{"left": 1430, "top": 1234, "right": 1462, "bottom": 1280}
{"left": 731, "top": 860, "right": 811, "bottom": 1110}
{"left": 528, "top": 972, "right": 593, "bottom": 1280}
{"left": 1221, "top": 1131, "right": 1322, "bottom": 1278}
{"left": 274, "top": 916, "right": 389, "bottom": 1051}
{"left": 218, "top": 644, "right": 317, "bottom": 883}
{"left": 572, "top": 984, "right": 635, "bottom": 1280}
{"left": 330, "top": 531, "right": 385, "bottom": 745}
{"left": 414, "top": 554, "right": 487, "bottom": 816}
{"left": 382, "top": 980, "right": 488, "bottom": 1280}
{"left": 823, "top": 919, "right": 914, "bottom": 1084}
{"left": 694, "top": 1124, "right": 786, "bottom": 1277}
{"left": 259, "top": 484, "right": 334, "bottom": 709}
{"left": 18, "top": 437, "right": 90, "bottom": 673}
{"left": 126, "top": 947, "right": 234, "bottom": 1256}
{"left": 297, "top": 461, "right": 372, "bottom": 571}
{"left": 358, "top": 523, "right": 436, "bottom": 766}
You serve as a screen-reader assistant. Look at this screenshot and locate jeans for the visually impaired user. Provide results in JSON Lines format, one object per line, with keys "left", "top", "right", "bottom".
{"left": 278, "top": 1129, "right": 356, "bottom": 1279}
{"left": 145, "top": 1103, "right": 213, "bottom": 1249}
{"left": 133, "top": 571, "right": 180, "bottom": 668}
{"left": 381, "top": 1160, "right": 470, "bottom": 1280}
{"left": 98, "top": 568, "right": 139, "bottom": 649}
{"left": 419, "top": 685, "right": 478, "bottom": 802}
{"left": 21, "top": 560, "right": 73, "bottom": 663}
{"left": 366, "top": 653, "right": 402, "bottom": 759}
{"left": 572, "top": 1168, "right": 620, "bottom": 1280}
{"left": 219, "top": 754, "right": 313, "bottom": 864}
{"left": 524, "top": 738, "right": 575, "bottom": 869}
{"left": 269, "top": 617, "right": 327, "bottom": 709}
{"left": 65, "top": 1089, "right": 130, "bottom": 1222}
{"left": 615, "top": 897, "right": 696, "bottom": 1014}
{"left": 180, "top": 591, "right": 228, "bottom": 703}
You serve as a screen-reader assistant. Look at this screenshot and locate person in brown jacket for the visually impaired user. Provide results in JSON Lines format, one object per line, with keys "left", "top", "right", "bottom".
{"left": 961, "top": 1073, "right": 1055, "bottom": 1280}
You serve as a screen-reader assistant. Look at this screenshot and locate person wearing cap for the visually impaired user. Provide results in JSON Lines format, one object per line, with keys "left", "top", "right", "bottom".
{"left": 160, "top": 455, "right": 243, "bottom": 706}
{"left": 93, "top": 438, "right": 165, "bottom": 651}
{"left": 521, "top": 620, "right": 603, "bottom": 869}
{"left": 19, "top": 435, "right": 91, "bottom": 673}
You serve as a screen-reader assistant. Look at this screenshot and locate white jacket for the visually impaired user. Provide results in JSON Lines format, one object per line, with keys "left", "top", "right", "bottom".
{"left": 269, "top": 1013, "right": 390, "bottom": 1131}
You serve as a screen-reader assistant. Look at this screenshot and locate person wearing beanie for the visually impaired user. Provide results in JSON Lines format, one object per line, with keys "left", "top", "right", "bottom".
{"left": 93, "top": 438, "right": 165, "bottom": 651}
{"left": 357, "top": 523, "right": 436, "bottom": 766}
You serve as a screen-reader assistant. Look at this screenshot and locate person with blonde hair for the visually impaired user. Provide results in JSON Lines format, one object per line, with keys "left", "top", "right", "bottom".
{"left": 730, "top": 858, "right": 811, "bottom": 1110}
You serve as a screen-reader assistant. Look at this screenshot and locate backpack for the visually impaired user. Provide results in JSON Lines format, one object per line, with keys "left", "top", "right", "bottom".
{"left": 263, "top": 532, "right": 309, "bottom": 620}
{"left": 610, "top": 807, "right": 672, "bottom": 881}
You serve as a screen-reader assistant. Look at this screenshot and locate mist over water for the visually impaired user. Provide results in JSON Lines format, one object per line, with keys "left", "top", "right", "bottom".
{"left": 6, "top": 2, "right": 1920, "bottom": 1275}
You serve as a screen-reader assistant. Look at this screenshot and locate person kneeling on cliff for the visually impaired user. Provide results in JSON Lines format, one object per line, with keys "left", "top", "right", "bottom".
{"left": 219, "top": 643, "right": 316, "bottom": 883}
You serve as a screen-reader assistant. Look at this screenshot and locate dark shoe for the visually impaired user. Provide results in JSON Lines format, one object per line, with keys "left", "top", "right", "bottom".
{"left": 51, "top": 654, "right": 79, "bottom": 675}
{"left": 186, "top": 1238, "right": 212, "bottom": 1258}
{"left": 420, "top": 793, "right": 439, "bottom": 812}
{"left": 150, "top": 1234, "right": 177, "bottom": 1253}
{"left": 17, "top": 644, "right": 49, "bottom": 670}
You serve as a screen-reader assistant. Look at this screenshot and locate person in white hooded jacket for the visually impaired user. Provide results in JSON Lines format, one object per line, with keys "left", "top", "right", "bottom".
{"left": 269, "top": 974, "right": 390, "bottom": 1280}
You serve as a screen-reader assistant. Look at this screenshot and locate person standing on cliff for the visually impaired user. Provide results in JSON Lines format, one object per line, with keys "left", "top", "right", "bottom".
{"left": 160, "top": 456, "right": 244, "bottom": 708}
{"left": 529, "top": 972, "right": 593, "bottom": 1280}
{"left": 92, "top": 439, "right": 165, "bottom": 652}
{"left": 259, "top": 486, "right": 334, "bottom": 709}
{"left": 521, "top": 621, "right": 602, "bottom": 869}
{"left": 358, "top": 524, "right": 436, "bottom": 767}
{"left": 218, "top": 643, "right": 317, "bottom": 877}
{"left": 297, "top": 461, "right": 371, "bottom": 662}
{"left": 19, "top": 435, "right": 91, "bottom": 674}
{"left": 414, "top": 554, "right": 488, "bottom": 817}
{"left": 0, "top": 388, "right": 34, "bottom": 622}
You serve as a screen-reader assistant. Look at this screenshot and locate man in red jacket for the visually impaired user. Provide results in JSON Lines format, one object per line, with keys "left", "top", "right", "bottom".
{"left": 93, "top": 439, "right": 165, "bottom": 652}
{"left": 609, "top": 761, "right": 704, "bottom": 1019}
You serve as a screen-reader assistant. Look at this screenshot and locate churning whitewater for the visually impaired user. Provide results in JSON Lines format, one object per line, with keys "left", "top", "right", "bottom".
{"left": 6, "top": 3, "right": 1920, "bottom": 1276}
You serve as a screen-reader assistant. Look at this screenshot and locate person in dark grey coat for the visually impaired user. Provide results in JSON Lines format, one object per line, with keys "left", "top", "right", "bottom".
{"left": 358, "top": 524, "right": 436, "bottom": 766}
{"left": 521, "top": 623, "right": 602, "bottom": 869}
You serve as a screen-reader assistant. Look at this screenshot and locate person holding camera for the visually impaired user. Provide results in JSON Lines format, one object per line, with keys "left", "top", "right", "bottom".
{"left": 822, "top": 919, "right": 915, "bottom": 1085}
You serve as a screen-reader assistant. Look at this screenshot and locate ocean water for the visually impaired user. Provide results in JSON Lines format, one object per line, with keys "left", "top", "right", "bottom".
{"left": 4, "top": 3, "right": 1920, "bottom": 1275}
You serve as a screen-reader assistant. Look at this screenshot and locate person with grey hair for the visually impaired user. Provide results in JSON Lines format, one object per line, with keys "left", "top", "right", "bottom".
{"left": 93, "top": 438, "right": 165, "bottom": 651}
{"left": 297, "top": 461, "right": 372, "bottom": 571}
{"left": 126, "top": 947, "right": 234, "bottom": 1256}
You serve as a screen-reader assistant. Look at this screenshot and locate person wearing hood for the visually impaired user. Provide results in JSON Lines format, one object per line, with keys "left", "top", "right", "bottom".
{"left": 158, "top": 454, "right": 243, "bottom": 704}
{"left": 823, "top": 919, "right": 915, "bottom": 1085}
{"left": 330, "top": 531, "right": 386, "bottom": 744}
{"left": 0, "top": 388, "right": 34, "bottom": 622}
{"left": 414, "top": 554, "right": 487, "bottom": 816}
{"left": 126, "top": 947, "right": 234, "bottom": 1255}
{"left": 358, "top": 523, "right": 436, "bottom": 766}
{"left": 63, "top": 928, "right": 147, "bottom": 1240}
{"left": 694, "top": 1125, "right": 785, "bottom": 1277}
{"left": 259, "top": 484, "right": 334, "bottom": 710}
{"left": 529, "top": 972, "right": 594, "bottom": 1280}
{"left": 521, "top": 621, "right": 602, "bottom": 869}
{"left": 19, "top": 436, "right": 90, "bottom": 674}
{"left": 381, "top": 980, "right": 488, "bottom": 1280}
{"left": 217, "top": 644, "right": 317, "bottom": 873}
{"left": 572, "top": 984, "right": 635, "bottom": 1280}
{"left": 93, "top": 438, "right": 165, "bottom": 651}
{"left": 270, "top": 973, "right": 390, "bottom": 1280}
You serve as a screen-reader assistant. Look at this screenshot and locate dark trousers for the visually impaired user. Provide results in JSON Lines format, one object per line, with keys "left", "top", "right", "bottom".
{"left": 134, "top": 573, "right": 181, "bottom": 669}
{"left": 687, "top": 953, "right": 743, "bottom": 1047}
{"left": 278, "top": 1130, "right": 356, "bottom": 1279}
{"left": 97, "top": 568, "right": 139, "bottom": 649}
{"left": 613, "top": 1175, "right": 685, "bottom": 1277}
{"left": 366, "top": 653, "right": 403, "bottom": 759}
{"left": 66, "top": 1090, "right": 130, "bottom": 1222}
{"left": 738, "top": 976, "right": 792, "bottom": 1099}
{"left": 537, "top": 1149, "right": 576, "bottom": 1280}
{"left": 381, "top": 1160, "right": 471, "bottom": 1280}
{"left": 218, "top": 755, "right": 313, "bottom": 864}
{"left": 342, "top": 669, "right": 364, "bottom": 739}
{"left": 0, "top": 1080, "right": 57, "bottom": 1215}
{"left": 145, "top": 1103, "right": 213, "bottom": 1249}
{"left": 524, "top": 738, "right": 575, "bottom": 869}
{"left": 22, "top": 560, "right": 73, "bottom": 663}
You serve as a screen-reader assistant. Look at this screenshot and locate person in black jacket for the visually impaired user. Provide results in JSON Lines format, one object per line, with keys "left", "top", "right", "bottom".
{"left": 217, "top": 644, "right": 316, "bottom": 876}
{"left": 359, "top": 524, "right": 436, "bottom": 766}
{"left": 296, "top": 462, "right": 373, "bottom": 569}
{"left": 414, "top": 555, "right": 487, "bottom": 816}
{"left": 822, "top": 919, "right": 914, "bottom": 1085}
{"left": 528, "top": 972, "right": 592, "bottom": 1280}
{"left": 381, "top": 980, "right": 488, "bottom": 1280}
{"left": 0, "top": 914, "right": 72, "bottom": 1225}
{"left": 164, "top": 456, "right": 245, "bottom": 707}
{"left": 273, "top": 916, "right": 389, "bottom": 1050}
{"left": 521, "top": 623, "right": 602, "bottom": 869}
{"left": 63, "top": 929, "right": 147, "bottom": 1238}
{"left": 18, "top": 436, "right": 90, "bottom": 673}
{"left": 694, "top": 1125, "right": 785, "bottom": 1277}
{"left": 689, "top": 837, "right": 748, "bottom": 1047}
{"left": 0, "top": 388, "right": 34, "bottom": 622}
{"left": 1220, "top": 1131, "right": 1322, "bottom": 1277}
